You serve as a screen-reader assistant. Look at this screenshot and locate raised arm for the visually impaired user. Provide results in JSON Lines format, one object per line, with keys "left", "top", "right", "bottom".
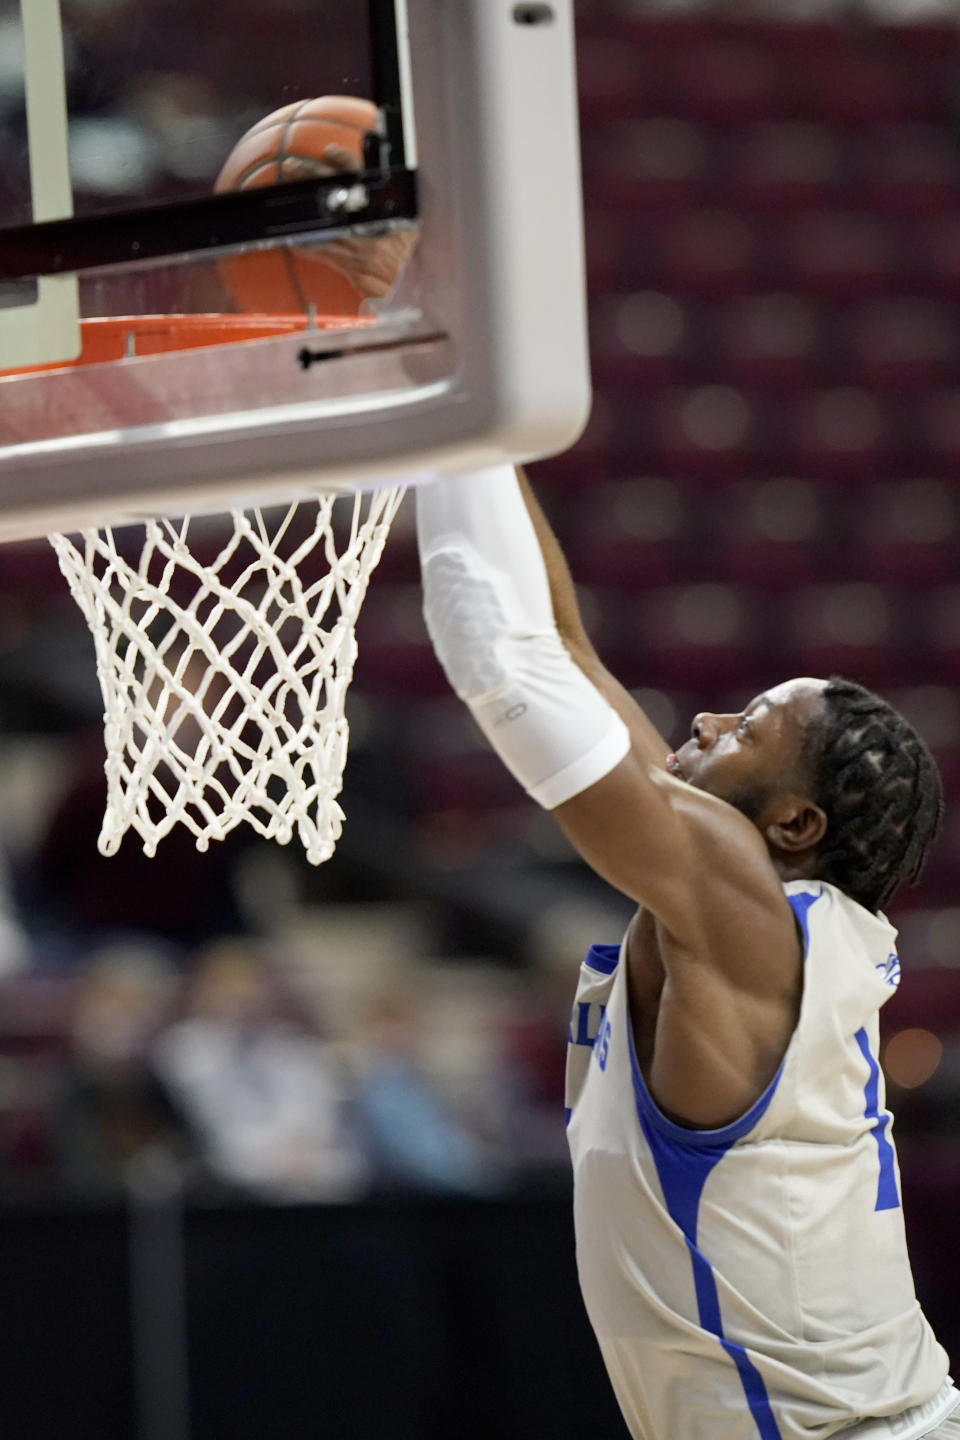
{"left": 416, "top": 465, "right": 788, "bottom": 935}
{"left": 416, "top": 463, "right": 632, "bottom": 810}
{"left": 417, "top": 465, "right": 804, "bottom": 1128}
{"left": 514, "top": 467, "right": 672, "bottom": 772}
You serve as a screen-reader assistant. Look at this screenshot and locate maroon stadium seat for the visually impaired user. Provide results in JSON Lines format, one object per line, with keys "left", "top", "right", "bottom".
{"left": 731, "top": 123, "right": 843, "bottom": 215}
{"left": 780, "top": 211, "right": 903, "bottom": 299}
{"left": 843, "top": 298, "right": 955, "bottom": 393}
{"left": 714, "top": 293, "right": 824, "bottom": 391}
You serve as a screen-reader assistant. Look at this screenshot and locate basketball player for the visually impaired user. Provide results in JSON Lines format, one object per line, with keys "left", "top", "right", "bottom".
{"left": 416, "top": 463, "right": 959, "bottom": 1440}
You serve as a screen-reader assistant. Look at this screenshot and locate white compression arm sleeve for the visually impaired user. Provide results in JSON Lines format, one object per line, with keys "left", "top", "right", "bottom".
{"left": 417, "top": 466, "right": 631, "bottom": 809}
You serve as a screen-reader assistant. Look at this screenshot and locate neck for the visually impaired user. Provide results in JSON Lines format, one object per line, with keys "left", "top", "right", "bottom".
{"left": 770, "top": 852, "right": 819, "bottom": 885}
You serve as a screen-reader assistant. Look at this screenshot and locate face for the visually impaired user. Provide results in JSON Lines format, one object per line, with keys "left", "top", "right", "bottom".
{"left": 668, "top": 677, "right": 829, "bottom": 824}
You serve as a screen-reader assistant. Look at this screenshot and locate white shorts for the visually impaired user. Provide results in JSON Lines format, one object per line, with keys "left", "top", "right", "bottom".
{"left": 923, "top": 1411, "right": 960, "bottom": 1440}
{"left": 839, "top": 1383, "right": 960, "bottom": 1440}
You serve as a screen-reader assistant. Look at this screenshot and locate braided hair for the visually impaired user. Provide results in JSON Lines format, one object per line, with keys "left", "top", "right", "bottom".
{"left": 806, "top": 677, "right": 944, "bottom": 914}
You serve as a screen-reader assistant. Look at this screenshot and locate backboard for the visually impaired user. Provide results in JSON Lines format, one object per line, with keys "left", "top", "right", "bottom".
{"left": 0, "top": 0, "right": 591, "bottom": 541}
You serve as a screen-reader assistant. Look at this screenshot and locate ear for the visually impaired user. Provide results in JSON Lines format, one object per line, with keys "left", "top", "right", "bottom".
{"left": 763, "top": 795, "right": 828, "bottom": 855}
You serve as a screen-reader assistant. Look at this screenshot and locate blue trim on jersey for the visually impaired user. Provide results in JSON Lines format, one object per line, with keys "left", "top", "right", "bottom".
{"left": 636, "top": 1107, "right": 784, "bottom": 1440}
{"left": 786, "top": 886, "right": 820, "bottom": 958}
{"left": 625, "top": 885, "right": 825, "bottom": 1146}
{"left": 564, "top": 1106, "right": 572, "bottom": 1129}
{"left": 854, "top": 1027, "right": 900, "bottom": 1212}
{"left": 629, "top": 1022, "right": 786, "bottom": 1148}
{"left": 625, "top": 884, "right": 822, "bottom": 1146}
{"left": 621, "top": 885, "right": 824, "bottom": 1440}
{"left": 722, "top": 1343, "right": 785, "bottom": 1440}
{"left": 584, "top": 943, "right": 620, "bottom": 975}
{"left": 629, "top": 1013, "right": 786, "bottom": 1437}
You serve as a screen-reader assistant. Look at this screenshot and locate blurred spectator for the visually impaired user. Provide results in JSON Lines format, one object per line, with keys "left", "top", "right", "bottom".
{"left": 0, "top": 844, "right": 30, "bottom": 979}
{"left": 152, "top": 939, "right": 368, "bottom": 1202}
{"left": 349, "top": 976, "right": 506, "bottom": 1195}
{"left": 48, "top": 942, "right": 195, "bottom": 1193}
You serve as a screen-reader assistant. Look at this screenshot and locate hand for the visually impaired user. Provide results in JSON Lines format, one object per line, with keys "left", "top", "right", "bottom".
{"left": 287, "top": 143, "right": 419, "bottom": 303}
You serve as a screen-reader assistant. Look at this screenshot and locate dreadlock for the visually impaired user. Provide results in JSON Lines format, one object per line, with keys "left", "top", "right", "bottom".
{"left": 806, "top": 677, "right": 945, "bottom": 914}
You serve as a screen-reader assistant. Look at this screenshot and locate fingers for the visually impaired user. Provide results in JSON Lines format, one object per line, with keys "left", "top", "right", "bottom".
{"left": 279, "top": 156, "right": 333, "bottom": 181}
{"left": 322, "top": 143, "right": 361, "bottom": 174}
{"left": 278, "top": 144, "right": 363, "bottom": 184}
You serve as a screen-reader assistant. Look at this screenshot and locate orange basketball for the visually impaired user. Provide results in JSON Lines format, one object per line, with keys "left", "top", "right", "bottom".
{"left": 214, "top": 96, "right": 380, "bottom": 317}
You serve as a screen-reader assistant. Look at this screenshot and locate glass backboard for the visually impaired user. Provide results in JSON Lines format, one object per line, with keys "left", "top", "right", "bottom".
{"left": 0, "top": 0, "right": 591, "bottom": 540}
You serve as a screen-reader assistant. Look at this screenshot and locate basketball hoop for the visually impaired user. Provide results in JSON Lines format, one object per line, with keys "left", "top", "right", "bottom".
{"left": 45, "top": 315, "right": 404, "bottom": 864}
{"left": 1, "top": 311, "right": 363, "bottom": 374}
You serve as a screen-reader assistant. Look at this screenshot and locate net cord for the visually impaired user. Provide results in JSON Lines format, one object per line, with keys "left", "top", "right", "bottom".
{"left": 50, "top": 486, "right": 405, "bottom": 864}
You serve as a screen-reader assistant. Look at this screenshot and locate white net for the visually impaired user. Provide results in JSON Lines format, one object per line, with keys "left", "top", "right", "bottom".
{"left": 50, "top": 486, "right": 406, "bottom": 864}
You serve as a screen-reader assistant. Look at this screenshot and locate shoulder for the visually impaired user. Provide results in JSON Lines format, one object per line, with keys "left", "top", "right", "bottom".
{"left": 555, "top": 753, "right": 793, "bottom": 954}
{"left": 783, "top": 879, "right": 901, "bottom": 993}
{"left": 654, "top": 773, "right": 800, "bottom": 984}
{"left": 782, "top": 878, "right": 897, "bottom": 942}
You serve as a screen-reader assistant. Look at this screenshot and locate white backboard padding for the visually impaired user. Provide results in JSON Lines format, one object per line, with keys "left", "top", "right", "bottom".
{"left": 0, "top": 0, "right": 591, "bottom": 541}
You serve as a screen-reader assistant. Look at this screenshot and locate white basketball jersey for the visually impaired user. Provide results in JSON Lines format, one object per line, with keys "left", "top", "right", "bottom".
{"left": 565, "top": 879, "right": 957, "bottom": 1440}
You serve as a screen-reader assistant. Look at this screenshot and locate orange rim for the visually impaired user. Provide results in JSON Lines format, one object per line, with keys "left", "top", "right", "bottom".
{"left": 1, "top": 312, "right": 366, "bottom": 376}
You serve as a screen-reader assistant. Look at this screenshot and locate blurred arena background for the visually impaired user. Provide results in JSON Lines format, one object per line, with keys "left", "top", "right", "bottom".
{"left": 4, "top": 0, "right": 960, "bottom": 1435}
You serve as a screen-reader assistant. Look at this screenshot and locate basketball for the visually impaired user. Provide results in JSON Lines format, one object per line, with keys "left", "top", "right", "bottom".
{"left": 214, "top": 96, "right": 380, "bottom": 317}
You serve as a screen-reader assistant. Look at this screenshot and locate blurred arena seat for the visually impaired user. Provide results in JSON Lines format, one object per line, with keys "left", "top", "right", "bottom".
{"left": 667, "top": 40, "right": 782, "bottom": 125}
{"left": 858, "top": 124, "right": 960, "bottom": 215}
{"left": 797, "top": 48, "right": 929, "bottom": 125}
{"left": 714, "top": 293, "right": 824, "bottom": 391}
{"left": 779, "top": 211, "right": 904, "bottom": 299}
{"left": 917, "top": 389, "right": 960, "bottom": 477}
{"left": 589, "top": 291, "right": 695, "bottom": 388}
{"left": 730, "top": 123, "right": 844, "bottom": 214}
{"left": 784, "top": 581, "right": 907, "bottom": 690}
{"left": 785, "top": 386, "right": 891, "bottom": 480}
{"left": 566, "top": 475, "right": 698, "bottom": 591}
{"left": 710, "top": 477, "right": 837, "bottom": 589}
{"left": 914, "top": 214, "right": 960, "bottom": 301}
{"left": 585, "top": 118, "right": 712, "bottom": 213}
{"left": 843, "top": 299, "right": 955, "bottom": 393}
{"left": 651, "top": 209, "right": 760, "bottom": 297}
{"left": 854, "top": 479, "right": 959, "bottom": 585}
{"left": 622, "top": 582, "right": 759, "bottom": 689}
{"left": 647, "top": 383, "right": 759, "bottom": 476}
